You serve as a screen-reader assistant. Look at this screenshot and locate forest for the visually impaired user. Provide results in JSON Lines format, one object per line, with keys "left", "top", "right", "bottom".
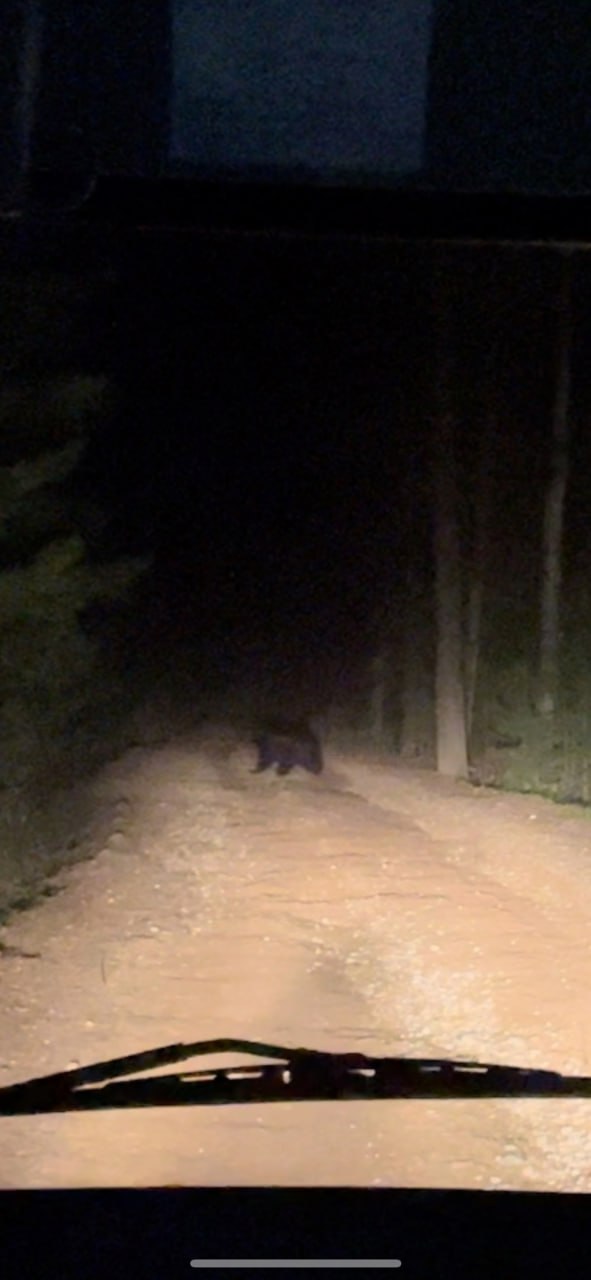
{"left": 1, "top": 221, "right": 591, "bottom": 915}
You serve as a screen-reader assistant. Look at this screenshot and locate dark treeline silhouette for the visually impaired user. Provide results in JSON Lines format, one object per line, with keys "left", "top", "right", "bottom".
{"left": 426, "top": 0, "right": 591, "bottom": 194}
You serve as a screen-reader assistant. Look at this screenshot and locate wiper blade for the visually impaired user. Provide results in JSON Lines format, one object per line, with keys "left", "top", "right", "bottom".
{"left": 1, "top": 1037, "right": 589, "bottom": 1116}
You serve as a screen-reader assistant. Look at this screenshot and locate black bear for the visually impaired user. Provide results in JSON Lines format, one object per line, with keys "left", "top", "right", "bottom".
{"left": 252, "top": 721, "right": 323, "bottom": 777}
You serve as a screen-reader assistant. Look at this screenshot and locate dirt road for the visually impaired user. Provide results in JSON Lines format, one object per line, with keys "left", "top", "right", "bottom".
{"left": 2, "top": 725, "right": 591, "bottom": 1190}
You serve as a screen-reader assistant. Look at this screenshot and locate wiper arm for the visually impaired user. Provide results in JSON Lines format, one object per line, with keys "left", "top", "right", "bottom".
{"left": 1, "top": 1037, "right": 589, "bottom": 1117}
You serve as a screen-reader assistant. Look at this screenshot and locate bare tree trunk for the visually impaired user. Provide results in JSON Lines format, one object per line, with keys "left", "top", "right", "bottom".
{"left": 400, "top": 452, "right": 434, "bottom": 761}
{"left": 2, "top": 1, "right": 44, "bottom": 214}
{"left": 464, "top": 277, "right": 498, "bottom": 746}
{"left": 432, "top": 257, "right": 468, "bottom": 778}
{"left": 434, "top": 414, "right": 469, "bottom": 776}
{"left": 464, "top": 444, "right": 489, "bottom": 743}
{"left": 537, "top": 252, "right": 573, "bottom": 717}
{"left": 399, "top": 569, "right": 434, "bottom": 760}
{"left": 368, "top": 652, "right": 387, "bottom": 745}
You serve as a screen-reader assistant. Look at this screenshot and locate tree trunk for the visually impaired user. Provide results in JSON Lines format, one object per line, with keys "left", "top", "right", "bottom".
{"left": 368, "top": 653, "right": 387, "bottom": 745}
{"left": 464, "top": 479, "right": 486, "bottom": 744}
{"left": 400, "top": 440, "right": 433, "bottom": 761}
{"left": 400, "top": 571, "right": 434, "bottom": 760}
{"left": 464, "top": 274, "right": 498, "bottom": 746}
{"left": 2, "top": 1, "right": 44, "bottom": 213}
{"left": 432, "top": 257, "right": 468, "bottom": 778}
{"left": 537, "top": 253, "right": 573, "bottom": 717}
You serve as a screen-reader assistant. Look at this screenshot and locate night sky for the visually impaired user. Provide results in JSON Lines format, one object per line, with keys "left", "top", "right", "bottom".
{"left": 172, "top": 0, "right": 433, "bottom": 180}
{"left": 17, "top": 1, "right": 591, "bottom": 192}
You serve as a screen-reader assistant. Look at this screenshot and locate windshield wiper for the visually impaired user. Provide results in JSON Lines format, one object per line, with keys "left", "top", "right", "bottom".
{"left": 1, "top": 1037, "right": 590, "bottom": 1116}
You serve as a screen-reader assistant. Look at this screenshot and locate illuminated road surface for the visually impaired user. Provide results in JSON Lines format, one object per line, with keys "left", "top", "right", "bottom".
{"left": 2, "top": 727, "right": 591, "bottom": 1190}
